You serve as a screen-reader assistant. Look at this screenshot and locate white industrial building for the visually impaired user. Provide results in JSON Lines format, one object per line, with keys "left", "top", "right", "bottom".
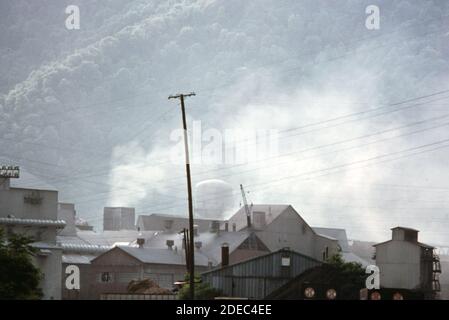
{"left": 374, "top": 227, "right": 441, "bottom": 298}
{"left": 0, "top": 169, "right": 65, "bottom": 299}
{"left": 227, "top": 204, "right": 341, "bottom": 262}
{"left": 103, "top": 207, "right": 135, "bottom": 231}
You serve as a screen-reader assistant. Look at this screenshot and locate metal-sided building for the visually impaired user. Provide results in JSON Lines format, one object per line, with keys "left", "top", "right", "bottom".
{"left": 0, "top": 169, "right": 65, "bottom": 299}
{"left": 374, "top": 226, "right": 442, "bottom": 299}
{"left": 201, "top": 248, "right": 322, "bottom": 299}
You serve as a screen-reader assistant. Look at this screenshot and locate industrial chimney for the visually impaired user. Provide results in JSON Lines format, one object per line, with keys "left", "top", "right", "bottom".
{"left": 137, "top": 238, "right": 145, "bottom": 248}
{"left": 221, "top": 243, "right": 229, "bottom": 267}
{"left": 166, "top": 239, "right": 174, "bottom": 250}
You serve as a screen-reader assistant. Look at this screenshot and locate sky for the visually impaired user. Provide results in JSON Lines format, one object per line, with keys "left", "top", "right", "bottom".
{"left": 1, "top": 0, "right": 449, "bottom": 245}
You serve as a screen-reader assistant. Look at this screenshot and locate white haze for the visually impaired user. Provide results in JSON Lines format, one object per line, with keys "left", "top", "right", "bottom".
{"left": 1, "top": 0, "right": 449, "bottom": 244}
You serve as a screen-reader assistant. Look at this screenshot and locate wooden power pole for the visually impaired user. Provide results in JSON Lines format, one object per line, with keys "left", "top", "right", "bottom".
{"left": 168, "top": 92, "right": 196, "bottom": 300}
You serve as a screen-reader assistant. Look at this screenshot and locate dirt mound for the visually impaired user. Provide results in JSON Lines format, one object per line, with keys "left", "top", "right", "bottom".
{"left": 127, "top": 278, "right": 172, "bottom": 295}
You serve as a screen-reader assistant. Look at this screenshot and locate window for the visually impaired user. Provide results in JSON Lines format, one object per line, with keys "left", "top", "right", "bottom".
{"left": 281, "top": 256, "right": 291, "bottom": 267}
{"left": 99, "top": 272, "right": 113, "bottom": 283}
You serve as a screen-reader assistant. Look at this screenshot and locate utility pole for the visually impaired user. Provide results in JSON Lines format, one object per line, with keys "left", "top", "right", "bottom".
{"left": 168, "top": 92, "right": 196, "bottom": 300}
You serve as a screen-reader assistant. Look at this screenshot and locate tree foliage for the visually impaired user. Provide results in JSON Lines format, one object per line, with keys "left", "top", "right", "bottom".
{"left": 323, "top": 253, "right": 366, "bottom": 300}
{"left": 0, "top": 228, "right": 43, "bottom": 300}
{"left": 178, "top": 274, "right": 223, "bottom": 300}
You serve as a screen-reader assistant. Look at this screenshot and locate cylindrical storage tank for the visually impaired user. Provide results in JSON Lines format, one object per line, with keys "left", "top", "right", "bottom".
{"left": 195, "top": 179, "right": 235, "bottom": 220}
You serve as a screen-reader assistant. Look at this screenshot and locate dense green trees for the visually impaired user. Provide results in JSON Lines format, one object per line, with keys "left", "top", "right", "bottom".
{"left": 0, "top": 229, "right": 43, "bottom": 300}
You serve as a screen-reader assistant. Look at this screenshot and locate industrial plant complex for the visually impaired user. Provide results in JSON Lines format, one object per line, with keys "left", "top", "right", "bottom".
{"left": 0, "top": 168, "right": 446, "bottom": 300}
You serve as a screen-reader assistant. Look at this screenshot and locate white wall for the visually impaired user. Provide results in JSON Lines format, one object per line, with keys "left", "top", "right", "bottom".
{"left": 58, "top": 203, "right": 77, "bottom": 236}
{"left": 33, "top": 249, "right": 62, "bottom": 300}
{"left": 376, "top": 240, "right": 421, "bottom": 290}
{"left": 256, "top": 206, "right": 339, "bottom": 261}
{"left": 0, "top": 185, "right": 62, "bottom": 299}
{"left": 0, "top": 187, "right": 58, "bottom": 220}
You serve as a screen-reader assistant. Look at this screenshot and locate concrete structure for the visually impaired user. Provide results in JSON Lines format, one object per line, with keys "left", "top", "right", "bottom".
{"left": 58, "top": 203, "right": 77, "bottom": 236}
{"left": 103, "top": 207, "right": 135, "bottom": 231}
{"left": 0, "top": 172, "right": 64, "bottom": 299}
{"left": 227, "top": 204, "right": 340, "bottom": 261}
{"left": 136, "top": 213, "right": 224, "bottom": 233}
{"left": 374, "top": 227, "right": 441, "bottom": 298}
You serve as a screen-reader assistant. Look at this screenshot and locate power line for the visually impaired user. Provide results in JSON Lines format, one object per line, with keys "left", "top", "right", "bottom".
{"left": 13, "top": 89, "right": 449, "bottom": 188}
{"left": 130, "top": 136, "right": 449, "bottom": 215}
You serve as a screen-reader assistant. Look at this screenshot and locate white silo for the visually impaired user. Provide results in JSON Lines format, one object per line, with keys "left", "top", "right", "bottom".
{"left": 195, "top": 179, "right": 235, "bottom": 220}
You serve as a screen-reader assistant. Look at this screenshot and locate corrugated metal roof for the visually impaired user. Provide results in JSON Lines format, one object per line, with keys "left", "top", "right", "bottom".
{"left": 142, "top": 230, "right": 254, "bottom": 264}
{"left": 0, "top": 217, "right": 66, "bottom": 228}
{"left": 59, "top": 228, "right": 267, "bottom": 267}
{"left": 61, "top": 243, "right": 110, "bottom": 253}
{"left": 57, "top": 235, "right": 90, "bottom": 246}
{"left": 31, "top": 242, "right": 61, "bottom": 250}
{"left": 76, "top": 230, "right": 162, "bottom": 247}
{"left": 62, "top": 254, "right": 96, "bottom": 264}
{"left": 116, "top": 246, "right": 211, "bottom": 267}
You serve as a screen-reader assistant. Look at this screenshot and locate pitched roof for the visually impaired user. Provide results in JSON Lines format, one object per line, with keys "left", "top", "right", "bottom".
{"left": 142, "top": 230, "right": 260, "bottom": 264}
{"left": 76, "top": 230, "right": 162, "bottom": 247}
{"left": 313, "top": 227, "right": 350, "bottom": 252}
{"left": 373, "top": 239, "right": 434, "bottom": 249}
{"left": 391, "top": 226, "right": 419, "bottom": 232}
{"left": 116, "top": 246, "right": 211, "bottom": 267}
{"left": 227, "top": 204, "right": 290, "bottom": 230}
